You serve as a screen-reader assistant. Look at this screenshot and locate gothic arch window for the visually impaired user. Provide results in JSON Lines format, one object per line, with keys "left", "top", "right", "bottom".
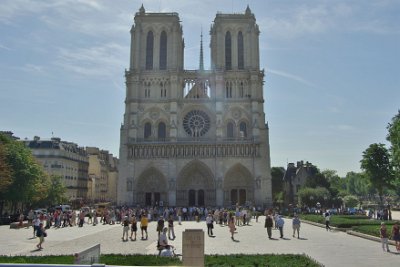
{"left": 159, "top": 31, "right": 167, "bottom": 70}
{"left": 158, "top": 122, "right": 166, "bottom": 140}
{"left": 238, "top": 31, "right": 244, "bottom": 70}
{"left": 146, "top": 31, "right": 154, "bottom": 70}
{"left": 225, "top": 81, "right": 232, "bottom": 98}
{"left": 227, "top": 122, "right": 234, "bottom": 138}
{"left": 239, "top": 81, "right": 244, "bottom": 98}
{"left": 144, "top": 122, "right": 152, "bottom": 139}
{"left": 160, "top": 82, "right": 166, "bottom": 98}
{"left": 239, "top": 121, "right": 247, "bottom": 138}
{"left": 225, "top": 31, "right": 232, "bottom": 70}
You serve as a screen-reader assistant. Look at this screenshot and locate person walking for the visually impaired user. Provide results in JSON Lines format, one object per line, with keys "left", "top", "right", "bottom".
{"left": 391, "top": 221, "right": 400, "bottom": 251}
{"left": 206, "top": 213, "right": 214, "bottom": 236}
{"left": 130, "top": 215, "right": 137, "bottom": 241}
{"left": 292, "top": 214, "right": 301, "bottom": 239}
{"left": 121, "top": 216, "right": 130, "bottom": 241}
{"left": 167, "top": 215, "right": 176, "bottom": 240}
{"left": 264, "top": 213, "right": 273, "bottom": 239}
{"left": 380, "top": 222, "right": 390, "bottom": 252}
{"left": 324, "top": 211, "right": 331, "bottom": 231}
{"left": 156, "top": 216, "right": 165, "bottom": 238}
{"left": 36, "top": 223, "right": 46, "bottom": 250}
{"left": 228, "top": 215, "right": 236, "bottom": 240}
{"left": 140, "top": 213, "right": 149, "bottom": 240}
{"left": 276, "top": 215, "right": 285, "bottom": 238}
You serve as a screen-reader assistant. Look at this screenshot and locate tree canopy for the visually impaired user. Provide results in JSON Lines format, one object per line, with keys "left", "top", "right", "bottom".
{"left": 360, "top": 143, "right": 394, "bottom": 204}
{"left": 387, "top": 110, "right": 400, "bottom": 176}
{"left": 0, "top": 133, "right": 66, "bottom": 213}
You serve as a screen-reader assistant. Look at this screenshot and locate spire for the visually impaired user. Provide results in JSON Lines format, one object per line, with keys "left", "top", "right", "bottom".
{"left": 199, "top": 29, "right": 204, "bottom": 71}
{"left": 139, "top": 4, "right": 145, "bottom": 14}
{"left": 245, "top": 5, "right": 251, "bottom": 15}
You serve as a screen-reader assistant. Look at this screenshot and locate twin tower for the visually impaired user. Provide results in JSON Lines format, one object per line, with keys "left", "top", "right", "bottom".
{"left": 118, "top": 5, "right": 272, "bottom": 208}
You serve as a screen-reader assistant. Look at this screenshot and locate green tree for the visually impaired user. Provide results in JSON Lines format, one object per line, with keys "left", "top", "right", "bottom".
{"left": 271, "top": 167, "right": 285, "bottom": 206}
{"left": 0, "top": 133, "right": 50, "bottom": 212}
{"left": 0, "top": 142, "right": 13, "bottom": 214}
{"left": 344, "top": 171, "right": 372, "bottom": 197}
{"left": 304, "top": 171, "right": 330, "bottom": 189}
{"left": 39, "top": 175, "right": 67, "bottom": 207}
{"left": 343, "top": 195, "right": 359, "bottom": 208}
{"left": 387, "top": 110, "right": 400, "bottom": 177}
{"left": 360, "top": 143, "right": 394, "bottom": 205}
{"left": 297, "top": 187, "right": 331, "bottom": 208}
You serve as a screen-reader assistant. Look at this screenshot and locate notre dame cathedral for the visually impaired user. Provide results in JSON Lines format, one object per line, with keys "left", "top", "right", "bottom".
{"left": 117, "top": 5, "right": 272, "bottom": 208}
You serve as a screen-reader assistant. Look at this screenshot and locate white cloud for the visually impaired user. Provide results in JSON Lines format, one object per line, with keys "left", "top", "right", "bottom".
{"left": 267, "top": 68, "right": 316, "bottom": 87}
{"left": 55, "top": 43, "right": 129, "bottom": 77}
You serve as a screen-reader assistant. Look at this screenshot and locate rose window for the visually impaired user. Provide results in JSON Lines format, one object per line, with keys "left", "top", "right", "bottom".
{"left": 183, "top": 110, "right": 210, "bottom": 137}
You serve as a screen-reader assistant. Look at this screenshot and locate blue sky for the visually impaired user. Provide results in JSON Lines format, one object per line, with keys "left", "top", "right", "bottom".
{"left": 0, "top": 0, "right": 399, "bottom": 177}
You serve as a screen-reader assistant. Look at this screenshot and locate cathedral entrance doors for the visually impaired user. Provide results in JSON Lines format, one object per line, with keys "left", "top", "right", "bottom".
{"left": 224, "top": 164, "right": 253, "bottom": 206}
{"left": 136, "top": 168, "right": 167, "bottom": 206}
{"left": 188, "top": 189, "right": 205, "bottom": 206}
{"left": 177, "top": 161, "right": 215, "bottom": 206}
{"left": 145, "top": 192, "right": 161, "bottom": 206}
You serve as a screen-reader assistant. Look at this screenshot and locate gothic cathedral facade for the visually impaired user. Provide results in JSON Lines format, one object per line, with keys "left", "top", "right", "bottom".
{"left": 118, "top": 5, "right": 272, "bottom": 208}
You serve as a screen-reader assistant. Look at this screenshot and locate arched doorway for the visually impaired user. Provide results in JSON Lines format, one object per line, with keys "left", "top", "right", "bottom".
{"left": 177, "top": 160, "right": 215, "bottom": 206}
{"left": 136, "top": 168, "right": 168, "bottom": 206}
{"left": 224, "top": 164, "right": 253, "bottom": 206}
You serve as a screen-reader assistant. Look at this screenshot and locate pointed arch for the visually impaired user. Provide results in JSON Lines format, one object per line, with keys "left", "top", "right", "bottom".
{"left": 136, "top": 167, "right": 168, "bottom": 206}
{"left": 144, "top": 122, "right": 152, "bottom": 139}
{"left": 158, "top": 121, "right": 166, "bottom": 140}
{"left": 238, "top": 31, "right": 244, "bottom": 69}
{"left": 224, "top": 163, "right": 254, "bottom": 206}
{"left": 159, "top": 31, "right": 167, "bottom": 70}
{"left": 176, "top": 160, "right": 216, "bottom": 206}
{"left": 146, "top": 31, "right": 154, "bottom": 70}
{"left": 225, "top": 31, "right": 232, "bottom": 70}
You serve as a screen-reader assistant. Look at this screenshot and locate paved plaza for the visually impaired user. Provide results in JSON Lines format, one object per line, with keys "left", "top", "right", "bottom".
{"left": 0, "top": 215, "right": 399, "bottom": 267}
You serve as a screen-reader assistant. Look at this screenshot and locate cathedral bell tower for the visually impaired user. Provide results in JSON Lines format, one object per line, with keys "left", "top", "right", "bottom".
{"left": 118, "top": 5, "right": 272, "bottom": 208}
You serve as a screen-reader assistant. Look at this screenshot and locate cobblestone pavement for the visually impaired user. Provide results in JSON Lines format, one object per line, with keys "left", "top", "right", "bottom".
{"left": 0, "top": 217, "right": 399, "bottom": 267}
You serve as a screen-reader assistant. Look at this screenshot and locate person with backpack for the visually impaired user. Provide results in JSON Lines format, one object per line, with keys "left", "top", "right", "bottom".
{"left": 264, "top": 213, "right": 274, "bottom": 239}
{"left": 36, "top": 223, "right": 46, "bottom": 250}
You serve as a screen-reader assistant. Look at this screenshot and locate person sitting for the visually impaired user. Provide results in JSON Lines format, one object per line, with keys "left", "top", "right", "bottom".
{"left": 157, "top": 227, "right": 173, "bottom": 255}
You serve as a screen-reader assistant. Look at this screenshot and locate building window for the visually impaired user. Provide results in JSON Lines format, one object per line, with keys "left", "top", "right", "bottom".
{"left": 225, "top": 31, "right": 232, "bottom": 70}
{"left": 127, "top": 181, "right": 132, "bottom": 191}
{"left": 159, "top": 31, "right": 167, "bottom": 70}
{"left": 227, "top": 122, "right": 234, "bottom": 138}
{"left": 146, "top": 31, "right": 154, "bottom": 70}
{"left": 225, "top": 82, "right": 232, "bottom": 98}
{"left": 239, "top": 81, "right": 244, "bottom": 98}
{"left": 158, "top": 122, "right": 166, "bottom": 140}
{"left": 239, "top": 122, "right": 247, "bottom": 137}
{"left": 144, "top": 122, "right": 152, "bottom": 139}
{"left": 160, "top": 82, "right": 166, "bottom": 98}
{"left": 238, "top": 31, "right": 244, "bottom": 70}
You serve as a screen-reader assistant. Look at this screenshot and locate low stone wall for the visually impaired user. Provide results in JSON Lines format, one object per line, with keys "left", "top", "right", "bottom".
{"left": 9, "top": 221, "right": 29, "bottom": 229}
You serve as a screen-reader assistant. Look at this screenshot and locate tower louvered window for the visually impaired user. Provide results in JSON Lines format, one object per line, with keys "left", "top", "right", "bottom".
{"left": 146, "top": 31, "right": 154, "bottom": 70}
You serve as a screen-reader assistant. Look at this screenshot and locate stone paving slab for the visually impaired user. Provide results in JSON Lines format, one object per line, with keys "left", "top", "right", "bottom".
{"left": 0, "top": 217, "right": 399, "bottom": 267}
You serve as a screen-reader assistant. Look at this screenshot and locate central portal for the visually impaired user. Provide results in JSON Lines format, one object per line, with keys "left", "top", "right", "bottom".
{"left": 177, "top": 160, "right": 215, "bottom": 206}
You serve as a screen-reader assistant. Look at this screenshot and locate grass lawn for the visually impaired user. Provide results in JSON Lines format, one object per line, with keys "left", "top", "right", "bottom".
{"left": 0, "top": 254, "right": 322, "bottom": 267}
{"left": 299, "top": 214, "right": 396, "bottom": 237}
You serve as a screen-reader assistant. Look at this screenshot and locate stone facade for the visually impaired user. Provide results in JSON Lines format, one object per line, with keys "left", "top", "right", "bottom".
{"left": 283, "top": 161, "right": 318, "bottom": 206}
{"left": 25, "top": 136, "right": 89, "bottom": 201}
{"left": 118, "top": 5, "right": 272, "bottom": 207}
{"left": 86, "top": 147, "right": 118, "bottom": 203}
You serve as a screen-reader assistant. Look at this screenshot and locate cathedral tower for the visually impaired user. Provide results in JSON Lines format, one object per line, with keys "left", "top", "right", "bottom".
{"left": 118, "top": 5, "right": 272, "bottom": 208}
